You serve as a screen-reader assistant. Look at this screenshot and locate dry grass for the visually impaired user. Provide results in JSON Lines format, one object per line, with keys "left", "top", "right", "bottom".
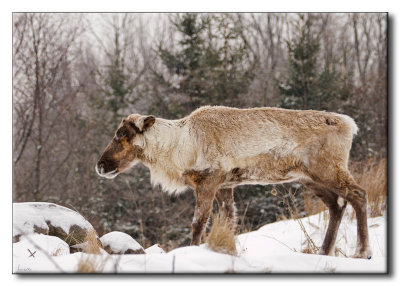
{"left": 275, "top": 186, "right": 320, "bottom": 254}
{"left": 82, "top": 229, "right": 103, "bottom": 254}
{"left": 205, "top": 214, "right": 237, "bottom": 255}
{"left": 76, "top": 230, "right": 108, "bottom": 273}
{"left": 302, "top": 188, "right": 326, "bottom": 216}
{"left": 76, "top": 255, "right": 108, "bottom": 273}
{"left": 235, "top": 202, "right": 251, "bottom": 235}
{"left": 51, "top": 248, "right": 63, "bottom": 256}
{"left": 351, "top": 157, "right": 387, "bottom": 217}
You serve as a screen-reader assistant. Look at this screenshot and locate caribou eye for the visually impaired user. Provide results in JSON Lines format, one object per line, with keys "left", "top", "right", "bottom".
{"left": 117, "top": 132, "right": 126, "bottom": 139}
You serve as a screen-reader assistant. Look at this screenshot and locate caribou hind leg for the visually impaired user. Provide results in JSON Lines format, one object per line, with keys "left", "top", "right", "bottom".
{"left": 305, "top": 183, "right": 347, "bottom": 256}
{"left": 344, "top": 183, "right": 372, "bottom": 259}
{"left": 307, "top": 165, "right": 371, "bottom": 259}
{"left": 333, "top": 166, "right": 371, "bottom": 259}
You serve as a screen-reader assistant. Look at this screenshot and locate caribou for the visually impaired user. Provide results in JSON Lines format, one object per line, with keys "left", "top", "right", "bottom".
{"left": 96, "top": 106, "right": 371, "bottom": 259}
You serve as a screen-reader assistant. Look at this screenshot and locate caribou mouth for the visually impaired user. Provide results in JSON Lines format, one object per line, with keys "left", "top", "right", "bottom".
{"left": 103, "top": 169, "right": 119, "bottom": 179}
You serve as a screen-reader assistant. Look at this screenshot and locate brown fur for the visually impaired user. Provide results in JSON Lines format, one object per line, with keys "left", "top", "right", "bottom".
{"left": 96, "top": 106, "right": 371, "bottom": 259}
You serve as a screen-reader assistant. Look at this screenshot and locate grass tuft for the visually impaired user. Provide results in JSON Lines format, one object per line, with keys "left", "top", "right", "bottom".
{"left": 351, "top": 157, "right": 387, "bottom": 217}
{"left": 82, "top": 229, "right": 103, "bottom": 254}
{"left": 205, "top": 214, "right": 237, "bottom": 255}
{"left": 76, "top": 230, "right": 107, "bottom": 273}
{"left": 76, "top": 255, "right": 107, "bottom": 273}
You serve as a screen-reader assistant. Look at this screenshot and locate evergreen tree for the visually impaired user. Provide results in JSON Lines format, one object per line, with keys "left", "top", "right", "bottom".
{"left": 279, "top": 14, "right": 352, "bottom": 112}
{"left": 279, "top": 15, "right": 320, "bottom": 110}
{"left": 152, "top": 13, "right": 254, "bottom": 118}
{"left": 104, "top": 42, "right": 133, "bottom": 122}
{"left": 86, "top": 16, "right": 140, "bottom": 137}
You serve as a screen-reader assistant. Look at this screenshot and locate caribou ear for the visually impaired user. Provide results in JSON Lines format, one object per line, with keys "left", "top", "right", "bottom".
{"left": 136, "top": 115, "right": 155, "bottom": 132}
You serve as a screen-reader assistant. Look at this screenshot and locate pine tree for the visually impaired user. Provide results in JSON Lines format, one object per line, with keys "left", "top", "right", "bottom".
{"left": 279, "top": 15, "right": 320, "bottom": 110}
{"left": 104, "top": 44, "right": 132, "bottom": 122}
{"left": 86, "top": 15, "right": 139, "bottom": 137}
{"left": 279, "top": 14, "right": 351, "bottom": 112}
{"left": 152, "top": 13, "right": 254, "bottom": 118}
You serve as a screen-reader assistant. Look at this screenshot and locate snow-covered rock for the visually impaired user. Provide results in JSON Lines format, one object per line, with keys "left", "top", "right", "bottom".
{"left": 145, "top": 244, "right": 165, "bottom": 254}
{"left": 100, "top": 231, "right": 145, "bottom": 254}
{"left": 13, "top": 202, "right": 96, "bottom": 246}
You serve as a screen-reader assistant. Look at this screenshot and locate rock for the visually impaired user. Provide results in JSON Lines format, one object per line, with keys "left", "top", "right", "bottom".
{"left": 100, "top": 231, "right": 145, "bottom": 255}
{"left": 145, "top": 244, "right": 165, "bottom": 254}
{"left": 13, "top": 202, "right": 98, "bottom": 247}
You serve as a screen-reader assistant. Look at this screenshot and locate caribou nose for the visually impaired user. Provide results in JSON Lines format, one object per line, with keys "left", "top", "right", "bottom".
{"left": 96, "top": 161, "right": 105, "bottom": 174}
{"left": 96, "top": 158, "right": 118, "bottom": 176}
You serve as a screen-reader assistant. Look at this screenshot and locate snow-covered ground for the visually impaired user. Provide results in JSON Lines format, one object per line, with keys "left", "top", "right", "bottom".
{"left": 13, "top": 205, "right": 386, "bottom": 273}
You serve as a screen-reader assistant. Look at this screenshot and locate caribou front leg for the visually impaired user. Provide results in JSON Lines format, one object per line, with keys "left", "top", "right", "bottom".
{"left": 183, "top": 169, "right": 222, "bottom": 246}
{"left": 191, "top": 184, "right": 218, "bottom": 245}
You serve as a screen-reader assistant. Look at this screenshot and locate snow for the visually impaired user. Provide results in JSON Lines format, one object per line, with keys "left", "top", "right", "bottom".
{"left": 13, "top": 234, "right": 70, "bottom": 272}
{"left": 69, "top": 241, "right": 109, "bottom": 255}
{"left": 100, "top": 231, "right": 144, "bottom": 253}
{"left": 13, "top": 202, "right": 94, "bottom": 238}
{"left": 13, "top": 205, "right": 386, "bottom": 273}
{"left": 145, "top": 244, "right": 166, "bottom": 254}
{"left": 14, "top": 234, "right": 70, "bottom": 258}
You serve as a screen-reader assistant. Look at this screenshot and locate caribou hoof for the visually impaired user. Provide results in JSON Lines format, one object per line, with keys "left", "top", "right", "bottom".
{"left": 352, "top": 248, "right": 372, "bottom": 259}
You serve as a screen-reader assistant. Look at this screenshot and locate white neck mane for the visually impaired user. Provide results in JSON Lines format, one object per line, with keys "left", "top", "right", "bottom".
{"left": 141, "top": 119, "right": 194, "bottom": 194}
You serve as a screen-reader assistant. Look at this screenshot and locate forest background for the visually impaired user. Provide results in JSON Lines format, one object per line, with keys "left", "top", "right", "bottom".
{"left": 12, "top": 13, "right": 387, "bottom": 249}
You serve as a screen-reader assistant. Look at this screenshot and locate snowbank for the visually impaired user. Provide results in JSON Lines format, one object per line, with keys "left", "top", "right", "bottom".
{"left": 13, "top": 206, "right": 386, "bottom": 273}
